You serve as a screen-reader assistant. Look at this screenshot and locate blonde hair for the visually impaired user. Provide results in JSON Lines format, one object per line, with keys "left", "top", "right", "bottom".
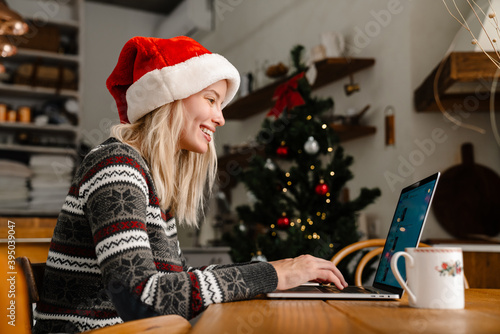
{"left": 110, "top": 100, "right": 217, "bottom": 227}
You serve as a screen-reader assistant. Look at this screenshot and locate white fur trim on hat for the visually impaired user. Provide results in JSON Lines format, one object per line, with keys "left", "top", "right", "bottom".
{"left": 125, "top": 53, "right": 240, "bottom": 124}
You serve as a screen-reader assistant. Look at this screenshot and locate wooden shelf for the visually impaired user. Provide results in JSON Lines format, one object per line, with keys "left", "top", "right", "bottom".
{"left": 0, "top": 0, "right": 84, "bottom": 232}
{"left": 414, "top": 52, "right": 500, "bottom": 112}
{"left": 218, "top": 57, "right": 376, "bottom": 199}
{"left": 218, "top": 124, "right": 377, "bottom": 169}
{"left": 0, "top": 211, "right": 60, "bottom": 218}
{"left": 15, "top": 48, "right": 80, "bottom": 66}
{"left": 224, "top": 57, "right": 375, "bottom": 120}
{"left": 0, "top": 82, "right": 80, "bottom": 99}
{"left": 217, "top": 124, "right": 376, "bottom": 194}
{"left": 0, "top": 144, "right": 77, "bottom": 155}
{"left": 25, "top": 16, "right": 79, "bottom": 30}
{"left": 330, "top": 124, "right": 377, "bottom": 142}
{"left": 0, "top": 122, "right": 78, "bottom": 134}
{"left": 0, "top": 217, "right": 58, "bottom": 236}
{"left": 0, "top": 216, "right": 57, "bottom": 262}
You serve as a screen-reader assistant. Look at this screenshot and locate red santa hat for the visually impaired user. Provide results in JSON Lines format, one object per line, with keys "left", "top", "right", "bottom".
{"left": 106, "top": 36, "right": 240, "bottom": 124}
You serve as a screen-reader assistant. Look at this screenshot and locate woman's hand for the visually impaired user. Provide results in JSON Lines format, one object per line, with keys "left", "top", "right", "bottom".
{"left": 269, "top": 254, "right": 348, "bottom": 291}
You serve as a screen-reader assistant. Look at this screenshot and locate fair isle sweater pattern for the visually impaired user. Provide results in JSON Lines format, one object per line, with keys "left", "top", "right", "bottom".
{"left": 33, "top": 138, "right": 277, "bottom": 333}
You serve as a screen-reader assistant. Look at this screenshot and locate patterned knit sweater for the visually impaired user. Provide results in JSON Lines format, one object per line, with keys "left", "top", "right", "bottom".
{"left": 33, "top": 138, "right": 278, "bottom": 334}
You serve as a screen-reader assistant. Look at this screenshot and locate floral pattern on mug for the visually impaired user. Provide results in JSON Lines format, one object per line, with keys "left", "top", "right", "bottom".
{"left": 435, "top": 261, "right": 462, "bottom": 277}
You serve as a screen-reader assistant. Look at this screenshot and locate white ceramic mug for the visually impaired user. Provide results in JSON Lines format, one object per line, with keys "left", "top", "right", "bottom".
{"left": 390, "top": 247, "right": 465, "bottom": 309}
{"left": 320, "top": 32, "right": 345, "bottom": 58}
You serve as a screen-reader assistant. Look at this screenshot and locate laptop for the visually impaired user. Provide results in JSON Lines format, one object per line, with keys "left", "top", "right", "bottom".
{"left": 267, "top": 172, "right": 440, "bottom": 299}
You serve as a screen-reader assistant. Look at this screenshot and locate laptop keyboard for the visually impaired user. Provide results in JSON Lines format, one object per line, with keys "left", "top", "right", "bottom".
{"left": 319, "top": 285, "right": 378, "bottom": 294}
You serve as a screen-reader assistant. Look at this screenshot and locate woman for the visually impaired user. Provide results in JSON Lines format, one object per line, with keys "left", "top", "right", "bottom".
{"left": 33, "top": 36, "right": 347, "bottom": 333}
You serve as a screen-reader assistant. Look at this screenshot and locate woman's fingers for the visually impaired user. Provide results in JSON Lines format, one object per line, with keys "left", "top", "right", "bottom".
{"left": 270, "top": 255, "right": 347, "bottom": 291}
{"left": 317, "top": 270, "right": 345, "bottom": 290}
{"left": 312, "top": 257, "right": 348, "bottom": 288}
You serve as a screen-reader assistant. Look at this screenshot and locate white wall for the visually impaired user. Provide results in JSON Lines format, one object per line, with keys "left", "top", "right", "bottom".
{"left": 82, "top": 2, "right": 164, "bottom": 145}
{"left": 82, "top": 2, "right": 203, "bottom": 247}
{"left": 81, "top": 0, "right": 500, "bottom": 242}
{"left": 199, "top": 0, "right": 500, "bottom": 241}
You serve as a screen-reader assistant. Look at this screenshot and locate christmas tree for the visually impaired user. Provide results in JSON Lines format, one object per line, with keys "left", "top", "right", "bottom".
{"left": 223, "top": 46, "right": 381, "bottom": 273}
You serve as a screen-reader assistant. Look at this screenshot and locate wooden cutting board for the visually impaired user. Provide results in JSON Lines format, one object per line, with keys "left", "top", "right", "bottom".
{"left": 432, "top": 143, "right": 500, "bottom": 239}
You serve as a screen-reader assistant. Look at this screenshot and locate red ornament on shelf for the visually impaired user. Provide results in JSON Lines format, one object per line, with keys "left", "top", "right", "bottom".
{"left": 277, "top": 216, "right": 290, "bottom": 229}
{"left": 276, "top": 145, "right": 289, "bottom": 157}
{"left": 315, "top": 181, "right": 329, "bottom": 196}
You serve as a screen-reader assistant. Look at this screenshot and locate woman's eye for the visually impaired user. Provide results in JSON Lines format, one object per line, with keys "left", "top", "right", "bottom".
{"left": 208, "top": 98, "right": 215, "bottom": 104}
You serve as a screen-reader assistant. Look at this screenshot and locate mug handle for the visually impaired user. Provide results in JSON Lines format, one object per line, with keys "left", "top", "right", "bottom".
{"left": 390, "top": 251, "right": 416, "bottom": 304}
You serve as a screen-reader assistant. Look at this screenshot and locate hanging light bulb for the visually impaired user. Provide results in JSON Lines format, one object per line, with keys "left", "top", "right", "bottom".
{"left": 0, "top": 35, "right": 16, "bottom": 57}
{"left": 0, "top": 0, "right": 29, "bottom": 36}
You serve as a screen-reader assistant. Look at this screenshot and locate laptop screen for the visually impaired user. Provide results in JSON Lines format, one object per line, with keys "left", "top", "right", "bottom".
{"left": 373, "top": 172, "right": 440, "bottom": 293}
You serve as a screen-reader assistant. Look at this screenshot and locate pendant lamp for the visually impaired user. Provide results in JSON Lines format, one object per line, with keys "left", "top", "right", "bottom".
{"left": 0, "top": 35, "right": 15, "bottom": 57}
{"left": 0, "top": 0, "right": 29, "bottom": 36}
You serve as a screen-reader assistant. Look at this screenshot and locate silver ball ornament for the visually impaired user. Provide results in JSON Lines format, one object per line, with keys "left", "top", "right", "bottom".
{"left": 304, "top": 136, "right": 320, "bottom": 154}
{"left": 264, "top": 158, "right": 276, "bottom": 171}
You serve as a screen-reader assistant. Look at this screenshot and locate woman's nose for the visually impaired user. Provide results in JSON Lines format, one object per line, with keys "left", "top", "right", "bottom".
{"left": 213, "top": 106, "right": 225, "bottom": 127}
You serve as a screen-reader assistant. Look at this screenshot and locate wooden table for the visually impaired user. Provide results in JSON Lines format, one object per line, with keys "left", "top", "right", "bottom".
{"left": 190, "top": 289, "right": 500, "bottom": 333}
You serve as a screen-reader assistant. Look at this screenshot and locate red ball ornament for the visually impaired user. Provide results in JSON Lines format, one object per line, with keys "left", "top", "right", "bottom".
{"left": 277, "top": 216, "right": 290, "bottom": 229}
{"left": 276, "top": 145, "right": 289, "bottom": 157}
{"left": 315, "top": 182, "right": 329, "bottom": 196}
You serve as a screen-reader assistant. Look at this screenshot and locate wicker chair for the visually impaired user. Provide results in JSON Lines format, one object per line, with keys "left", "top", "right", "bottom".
{"left": 15, "top": 256, "right": 191, "bottom": 334}
{"left": 330, "top": 239, "right": 469, "bottom": 288}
